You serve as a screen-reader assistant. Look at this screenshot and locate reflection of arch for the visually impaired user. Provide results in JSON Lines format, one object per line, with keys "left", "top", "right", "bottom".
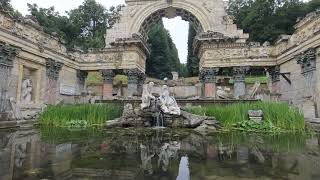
{"left": 129, "top": 1, "right": 212, "bottom": 39}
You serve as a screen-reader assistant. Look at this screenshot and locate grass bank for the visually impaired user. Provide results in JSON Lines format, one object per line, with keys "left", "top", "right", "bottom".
{"left": 186, "top": 102, "right": 306, "bottom": 133}
{"left": 39, "top": 104, "right": 122, "bottom": 127}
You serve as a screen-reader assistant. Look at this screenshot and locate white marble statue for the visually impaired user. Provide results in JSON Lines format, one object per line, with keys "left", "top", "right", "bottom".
{"left": 159, "top": 85, "right": 181, "bottom": 115}
{"left": 21, "top": 79, "right": 32, "bottom": 103}
{"left": 141, "top": 82, "right": 155, "bottom": 110}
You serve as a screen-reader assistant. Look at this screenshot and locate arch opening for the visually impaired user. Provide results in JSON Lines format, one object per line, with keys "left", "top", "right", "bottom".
{"left": 138, "top": 7, "right": 203, "bottom": 41}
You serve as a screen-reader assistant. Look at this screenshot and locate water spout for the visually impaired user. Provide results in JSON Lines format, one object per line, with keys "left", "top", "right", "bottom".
{"left": 153, "top": 112, "right": 165, "bottom": 129}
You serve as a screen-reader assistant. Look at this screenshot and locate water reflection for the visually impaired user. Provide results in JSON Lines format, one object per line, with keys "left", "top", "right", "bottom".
{"left": 0, "top": 128, "right": 319, "bottom": 180}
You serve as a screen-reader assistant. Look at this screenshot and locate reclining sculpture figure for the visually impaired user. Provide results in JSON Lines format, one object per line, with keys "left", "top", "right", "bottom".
{"left": 159, "top": 85, "right": 181, "bottom": 115}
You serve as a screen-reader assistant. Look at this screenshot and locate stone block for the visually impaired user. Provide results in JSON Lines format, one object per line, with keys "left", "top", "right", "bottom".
{"left": 103, "top": 84, "right": 113, "bottom": 99}
{"left": 205, "top": 83, "right": 216, "bottom": 98}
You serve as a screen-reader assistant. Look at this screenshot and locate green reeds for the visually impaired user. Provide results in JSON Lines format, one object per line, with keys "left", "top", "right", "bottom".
{"left": 39, "top": 104, "right": 122, "bottom": 127}
{"left": 187, "top": 102, "right": 305, "bottom": 132}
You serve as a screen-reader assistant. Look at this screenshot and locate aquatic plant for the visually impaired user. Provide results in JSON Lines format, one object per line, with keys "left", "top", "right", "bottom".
{"left": 39, "top": 104, "right": 122, "bottom": 127}
{"left": 186, "top": 102, "right": 305, "bottom": 132}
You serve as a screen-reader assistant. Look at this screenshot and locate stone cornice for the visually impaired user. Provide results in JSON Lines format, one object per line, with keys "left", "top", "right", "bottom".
{"left": 110, "top": 33, "right": 150, "bottom": 56}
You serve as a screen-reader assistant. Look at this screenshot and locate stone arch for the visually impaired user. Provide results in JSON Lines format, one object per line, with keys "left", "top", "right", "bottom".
{"left": 128, "top": 1, "right": 212, "bottom": 39}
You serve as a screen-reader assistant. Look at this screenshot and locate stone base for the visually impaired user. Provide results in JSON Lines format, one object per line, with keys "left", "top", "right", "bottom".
{"left": 103, "top": 83, "right": 113, "bottom": 99}
{"left": 205, "top": 83, "right": 216, "bottom": 98}
{"left": 106, "top": 106, "right": 221, "bottom": 130}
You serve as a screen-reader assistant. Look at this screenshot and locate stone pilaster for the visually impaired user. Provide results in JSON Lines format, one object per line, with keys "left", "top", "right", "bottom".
{"left": 76, "top": 70, "right": 88, "bottom": 94}
{"left": 233, "top": 66, "right": 249, "bottom": 99}
{"left": 297, "top": 48, "right": 317, "bottom": 98}
{"left": 124, "top": 69, "right": 143, "bottom": 97}
{"left": 200, "top": 68, "right": 219, "bottom": 98}
{"left": 0, "top": 43, "right": 19, "bottom": 113}
{"left": 45, "top": 58, "right": 63, "bottom": 104}
{"left": 297, "top": 48, "right": 317, "bottom": 118}
{"left": 100, "top": 69, "right": 115, "bottom": 99}
{"left": 267, "top": 65, "right": 281, "bottom": 95}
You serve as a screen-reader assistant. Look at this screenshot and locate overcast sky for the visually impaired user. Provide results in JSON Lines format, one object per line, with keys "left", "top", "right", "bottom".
{"left": 11, "top": 0, "right": 189, "bottom": 63}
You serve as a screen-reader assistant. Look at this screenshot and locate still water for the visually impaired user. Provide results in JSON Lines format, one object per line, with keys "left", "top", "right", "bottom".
{"left": 0, "top": 127, "right": 319, "bottom": 180}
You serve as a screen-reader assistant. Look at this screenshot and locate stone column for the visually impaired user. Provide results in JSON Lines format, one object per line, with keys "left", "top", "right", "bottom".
{"left": 100, "top": 70, "right": 115, "bottom": 99}
{"left": 297, "top": 48, "right": 317, "bottom": 118}
{"left": 267, "top": 66, "right": 281, "bottom": 95}
{"left": 233, "top": 66, "right": 249, "bottom": 99}
{"left": 76, "top": 70, "right": 88, "bottom": 95}
{"left": 200, "top": 68, "right": 219, "bottom": 98}
{"left": 45, "top": 58, "right": 63, "bottom": 105}
{"left": 124, "top": 69, "right": 142, "bottom": 97}
{"left": 137, "top": 72, "right": 146, "bottom": 96}
{"left": 0, "top": 44, "right": 18, "bottom": 115}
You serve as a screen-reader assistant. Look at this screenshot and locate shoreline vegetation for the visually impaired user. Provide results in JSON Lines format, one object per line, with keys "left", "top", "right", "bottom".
{"left": 39, "top": 102, "right": 307, "bottom": 133}
{"left": 186, "top": 102, "right": 306, "bottom": 133}
{"left": 39, "top": 104, "right": 122, "bottom": 128}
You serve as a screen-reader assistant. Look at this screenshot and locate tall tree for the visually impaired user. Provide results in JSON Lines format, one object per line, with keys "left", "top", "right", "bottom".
{"left": 146, "top": 23, "right": 180, "bottom": 79}
{"left": 186, "top": 25, "right": 199, "bottom": 76}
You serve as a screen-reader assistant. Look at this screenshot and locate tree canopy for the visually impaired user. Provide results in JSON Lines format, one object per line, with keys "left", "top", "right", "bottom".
{"left": 228, "top": 0, "right": 320, "bottom": 43}
{"left": 27, "top": 0, "right": 122, "bottom": 50}
{"left": 186, "top": 25, "right": 199, "bottom": 77}
{"left": 146, "top": 23, "right": 181, "bottom": 79}
{"left": 0, "top": 0, "right": 21, "bottom": 18}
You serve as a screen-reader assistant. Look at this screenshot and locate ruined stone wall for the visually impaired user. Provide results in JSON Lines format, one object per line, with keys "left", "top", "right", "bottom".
{"left": 275, "top": 11, "right": 320, "bottom": 118}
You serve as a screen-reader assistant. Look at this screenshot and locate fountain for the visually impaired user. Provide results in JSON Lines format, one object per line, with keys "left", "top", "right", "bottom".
{"left": 106, "top": 82, "right": 221, "bottom": 131}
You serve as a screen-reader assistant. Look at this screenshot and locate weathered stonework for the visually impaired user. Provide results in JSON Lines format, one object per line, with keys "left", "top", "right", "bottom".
{"left": 233, "top": 66, "right": 249, "bottom": 99}
{"left": 200, "top": 68, "right": 219, "bottom": 98}
{"left": 124, "top": 69, "right": 146, "bottom": 97}
{"left": 105, "top": 0, "right": 248, "bottom": 47}
{"left": 0, "top": 2, "right": 318, "bottom": 118}
{"left": 100, "top": 70, "right": 115, "bottom": 99}
{"left": 0, "top": 43, "right": 19, "bottom": 114}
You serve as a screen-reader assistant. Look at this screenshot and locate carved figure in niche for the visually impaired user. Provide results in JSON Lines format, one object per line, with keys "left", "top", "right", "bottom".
{"left": 141, "top": 82, "right": 155, "bottom": 110}
{"left": 159, "top": 85, "right": 180, "bottom": 115}
{"left": 21, "top": 79, "right": 33, "bottom": 103}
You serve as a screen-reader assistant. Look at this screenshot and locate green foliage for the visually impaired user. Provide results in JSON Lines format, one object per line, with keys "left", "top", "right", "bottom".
{"left": 228, "top": 0, "right": 320, "bottom": 43}
{"left": 113, "top": 75, "right": 128, "bottom": 86}
{"left": 146, "top": 23, "right": 181, "bottom": 79}
{"left": 187, "top": 102, "right": 305, "bottom": 132}
{"left": 0, "top": 0, "right": 21, "bottom": 18}
{"left": 86, "top": 71, "right": 104, "bottom": 86}
{"left": 39, "top": 104, "right": 122, "bottom": 127}
{"left": 179, "top": 63, "right": 188, "bottom": 78}
{"left": 186, "top": 25, "right": 199, "bottom": 76}
{"left": 28, "top": 0, "right": 123, "bottom": 50}
{"left": 66, "top": 120, "right": 89, "bottom": 130}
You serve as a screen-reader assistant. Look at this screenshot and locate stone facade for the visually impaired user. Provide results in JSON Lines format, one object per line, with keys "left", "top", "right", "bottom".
{"left": 0, "top": 2, "right": 319, "bottom": 118}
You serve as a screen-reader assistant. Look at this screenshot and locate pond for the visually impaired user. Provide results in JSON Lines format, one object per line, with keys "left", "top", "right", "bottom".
{"left": 0, "top": 127, "right": 319, "bottom": 180}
